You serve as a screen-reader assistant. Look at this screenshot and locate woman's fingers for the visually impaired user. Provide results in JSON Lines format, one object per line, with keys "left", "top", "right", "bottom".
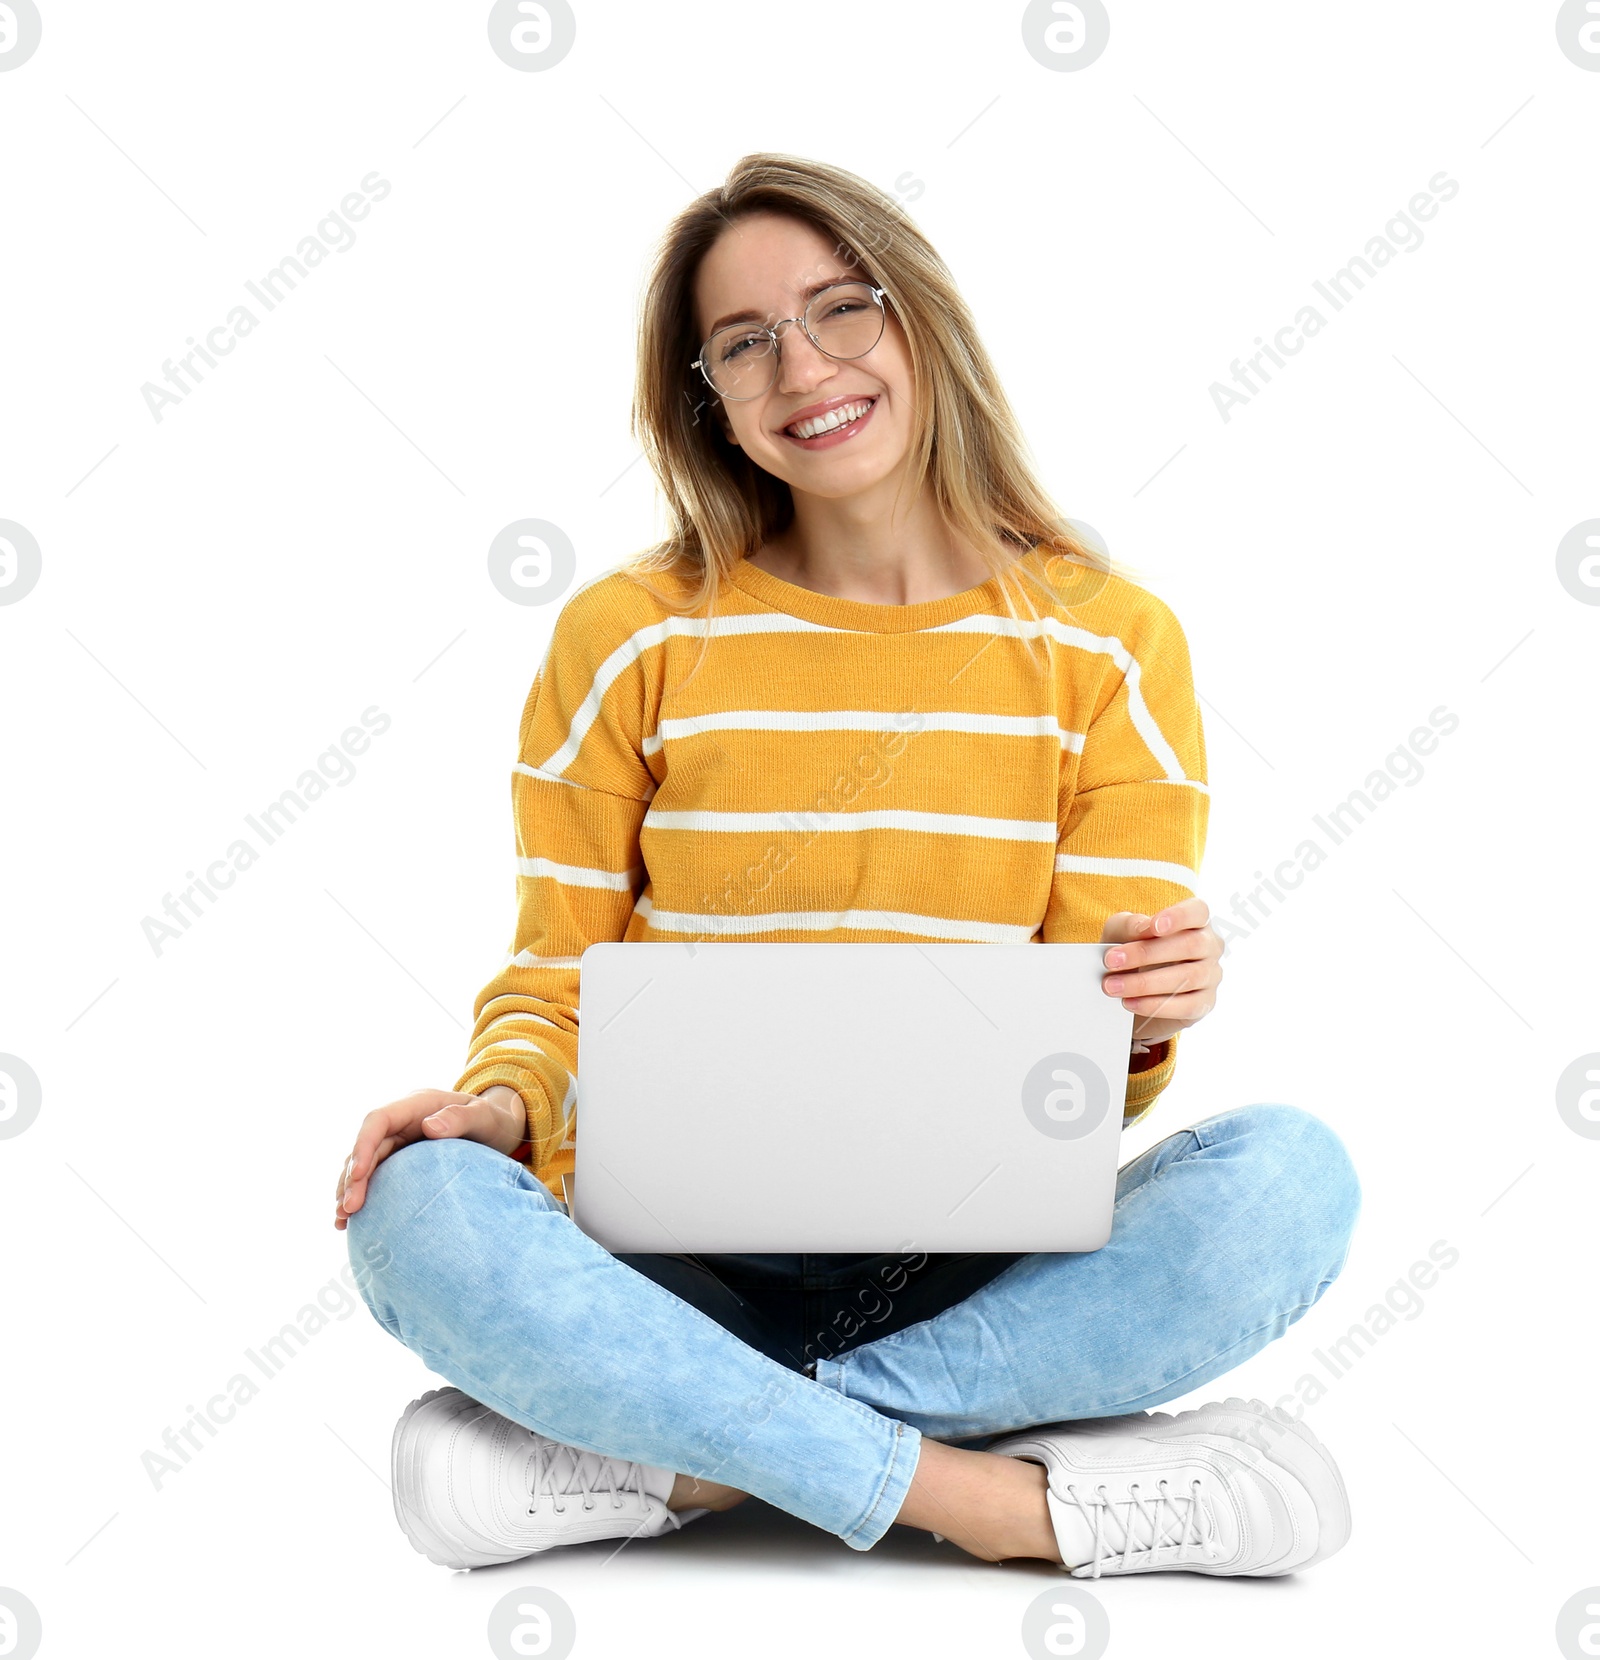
{"left": 1103, "top": 922, "right": 1222, "bottom": 974}
{"left": 1103, "top": 908, "right": 1222, "bottom": 1044}
{"left": 1103, "top": 897, "right": 1209, "bottom": 941}
{"left": 1104, "top": 959, "right": 1215, "bottom": 1006}
{"left": 333, "top": 1090, "right": 478, "bottom": 1229}
{"left": 337, "top": 1128, "right": 400, "bottom": 1216}
{"left": 1099, "top": 910, "right": 1153, "bottom": 945}
{"left": 1131, "top": 984, "right": 1216, "bottom": 1030}
{"left": 1150, "top": 895, "right": 1210, "bottom": 936}
{"left": 1127, "top": 989, "right": 1216, "bottom": 1022}
{"left": 418, "top": 1099, "right": 494, "bottom": 1140}
{"left": 334, "top": 1089, "right": 514, "bottom": 1230}
{"left": 333, "top": 1125, "right": 397, "bottom": 1198}
{"left": 345, "top": 1106, "right": 412, "bottom": 1191}
{"left": 338, "top": 1133, "right": 403, "bottom": 1219}
{"left": 1097, "top": 904, "right": 1227, "bottom": 1049}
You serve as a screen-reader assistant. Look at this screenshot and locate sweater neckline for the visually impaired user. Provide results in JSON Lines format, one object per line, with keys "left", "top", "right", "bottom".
{"left": 725, "top": 551, "right": 1010, "bottom": 635}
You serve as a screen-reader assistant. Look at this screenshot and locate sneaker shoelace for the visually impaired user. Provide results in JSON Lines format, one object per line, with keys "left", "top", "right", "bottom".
{"left": 525, "top": 1429, "right": 651, "bottom": 1517}
{"left": 1063, "top": 1477, "right": 1218, "bottom": 1577}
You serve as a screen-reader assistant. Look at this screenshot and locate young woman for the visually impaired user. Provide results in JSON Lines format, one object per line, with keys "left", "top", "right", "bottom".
{"left": 334, "top": 155, "right": 1360, "bottom": 1579}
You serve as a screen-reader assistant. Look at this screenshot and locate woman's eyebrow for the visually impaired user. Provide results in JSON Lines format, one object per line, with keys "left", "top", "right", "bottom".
{"left": 705, "top": 274, "right": 860, "bottom": 336}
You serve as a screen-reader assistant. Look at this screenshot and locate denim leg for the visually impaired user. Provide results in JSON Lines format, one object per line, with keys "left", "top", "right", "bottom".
{"left": 345, "top": 1137, "right": 920, "bottom": 1549}
{"left": 812, "top": 1104, "right": 1361, "bottom": 1441}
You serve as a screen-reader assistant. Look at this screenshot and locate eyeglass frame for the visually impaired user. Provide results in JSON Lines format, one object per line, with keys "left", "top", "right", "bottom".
{"left": 690, "top": 281, "right": 890, "bottom": 401}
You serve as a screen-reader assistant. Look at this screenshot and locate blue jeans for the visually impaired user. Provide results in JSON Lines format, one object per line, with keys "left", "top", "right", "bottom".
{"left": 347, "top": 1103, "right": 1359, "bottom": 1551}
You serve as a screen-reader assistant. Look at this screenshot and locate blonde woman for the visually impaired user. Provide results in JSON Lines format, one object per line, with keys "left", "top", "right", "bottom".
{"left": 335, "top": 155, "right": 1360, "bottom": 1579}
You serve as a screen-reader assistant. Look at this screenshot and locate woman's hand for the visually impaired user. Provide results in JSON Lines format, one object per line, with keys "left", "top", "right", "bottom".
{"left": 1100, "top": 897, "right": 1223, "bottom": 1047}
{"left": 334, "top": 1085, "right": 526, "bottom": 1230}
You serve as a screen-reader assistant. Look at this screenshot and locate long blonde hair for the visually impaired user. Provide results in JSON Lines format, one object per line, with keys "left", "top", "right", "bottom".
{"left": 623, "top": 152, "right": 1130, "bottom": 679}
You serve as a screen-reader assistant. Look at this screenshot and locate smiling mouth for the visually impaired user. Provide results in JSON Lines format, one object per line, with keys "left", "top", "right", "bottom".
{"left": 782, "top": 396, "right": 879, "bottom": 443}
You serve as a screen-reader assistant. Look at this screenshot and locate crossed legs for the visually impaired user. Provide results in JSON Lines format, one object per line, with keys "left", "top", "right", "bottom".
{"left": 349, "top": 1103, "right": 1359, "bottom": 1552}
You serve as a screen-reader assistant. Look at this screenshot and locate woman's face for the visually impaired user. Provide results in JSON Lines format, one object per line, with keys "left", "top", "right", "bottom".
{"left": 691, "top": 212, "right": 914, "bottom": 501}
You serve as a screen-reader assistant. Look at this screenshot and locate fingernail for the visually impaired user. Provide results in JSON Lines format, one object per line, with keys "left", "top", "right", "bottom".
{"left": 1104, "top": 977, "right": 1124, "bottom": 993}
{"left": 1105, "top": 949, "right": 1125, "bottom": 968}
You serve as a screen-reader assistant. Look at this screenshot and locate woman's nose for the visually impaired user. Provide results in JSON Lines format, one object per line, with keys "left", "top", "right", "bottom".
{"left": 772, "top": 320, "right": 836, "bottom": 393}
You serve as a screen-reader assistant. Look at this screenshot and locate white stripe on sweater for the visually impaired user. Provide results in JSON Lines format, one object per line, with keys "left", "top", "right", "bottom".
{"left": 516, "top": 856, "right": 640, "bottom": 890}
{"left": 538, "top": 612, "right": 826, "bottom": 779}
{"left": 931, "top": 613, "right": 1187, "bottom": 780}
{"left": 512, "top": 760, "right": 657, "bottom": 803}
{"left": 634, "top": 895, "right": 1036, "bottom": 943}
{"left": 641, "top": 709, "right": 1084, "bottom": 754}
{"left": 1055, "top": 853, "right": 1196, "bottom": 886}
{"left": 643, "top": 808, "right": 1058, "bottom": 842}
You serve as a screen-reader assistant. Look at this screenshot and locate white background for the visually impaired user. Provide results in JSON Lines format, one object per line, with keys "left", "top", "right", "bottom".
{"left": 2, "top": 2, "right": 1596, "bottom": 1656}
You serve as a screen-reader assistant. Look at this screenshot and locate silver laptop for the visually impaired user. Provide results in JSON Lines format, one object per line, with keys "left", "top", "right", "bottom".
{"left": 569, "top": 942, "right": 1133, "bottom": 1254}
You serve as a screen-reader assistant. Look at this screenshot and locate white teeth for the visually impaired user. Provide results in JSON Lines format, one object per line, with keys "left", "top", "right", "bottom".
{"left": 789, "top": 398, "right": 873, "bottom": 439}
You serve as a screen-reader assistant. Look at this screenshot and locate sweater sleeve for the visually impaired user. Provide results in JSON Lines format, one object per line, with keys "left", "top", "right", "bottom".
{"left": 1039, "top": 587, "right": 1209, "bottom": 1125}
{"left": 451, "top": 578, "right": 656, "bottom": 1195}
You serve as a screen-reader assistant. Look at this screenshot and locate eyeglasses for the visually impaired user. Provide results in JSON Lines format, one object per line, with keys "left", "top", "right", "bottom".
{"left": 691, "top": 281, "right": 888, "bottom": 401}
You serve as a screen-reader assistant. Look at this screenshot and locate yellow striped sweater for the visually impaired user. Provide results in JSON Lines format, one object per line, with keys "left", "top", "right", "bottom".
{"left": 452, "top": 547, "right": 1209, "bottom": 1200}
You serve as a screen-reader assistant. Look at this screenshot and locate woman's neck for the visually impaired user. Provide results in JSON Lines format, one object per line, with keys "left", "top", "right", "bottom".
{"left": 748, "top": 483, "right": 998, "bottom": 607}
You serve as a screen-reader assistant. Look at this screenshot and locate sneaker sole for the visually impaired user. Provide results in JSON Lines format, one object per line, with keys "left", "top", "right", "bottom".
{"left": 1152, "top": 1396, "right": 1351, "bottom": 1571}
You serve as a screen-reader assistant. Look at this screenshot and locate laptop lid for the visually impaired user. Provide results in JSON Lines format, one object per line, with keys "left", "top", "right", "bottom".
{"left": 571, "top": 942, "right": 1133, "bottom": 1254}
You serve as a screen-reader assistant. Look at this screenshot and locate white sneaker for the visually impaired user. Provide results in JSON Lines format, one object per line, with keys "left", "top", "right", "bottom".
{"left": 390, "top": 1387, "right": 710, "bottom": 1569}
{"left": 985, "top": 1396, "right": 1351, "bottom": 1577}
